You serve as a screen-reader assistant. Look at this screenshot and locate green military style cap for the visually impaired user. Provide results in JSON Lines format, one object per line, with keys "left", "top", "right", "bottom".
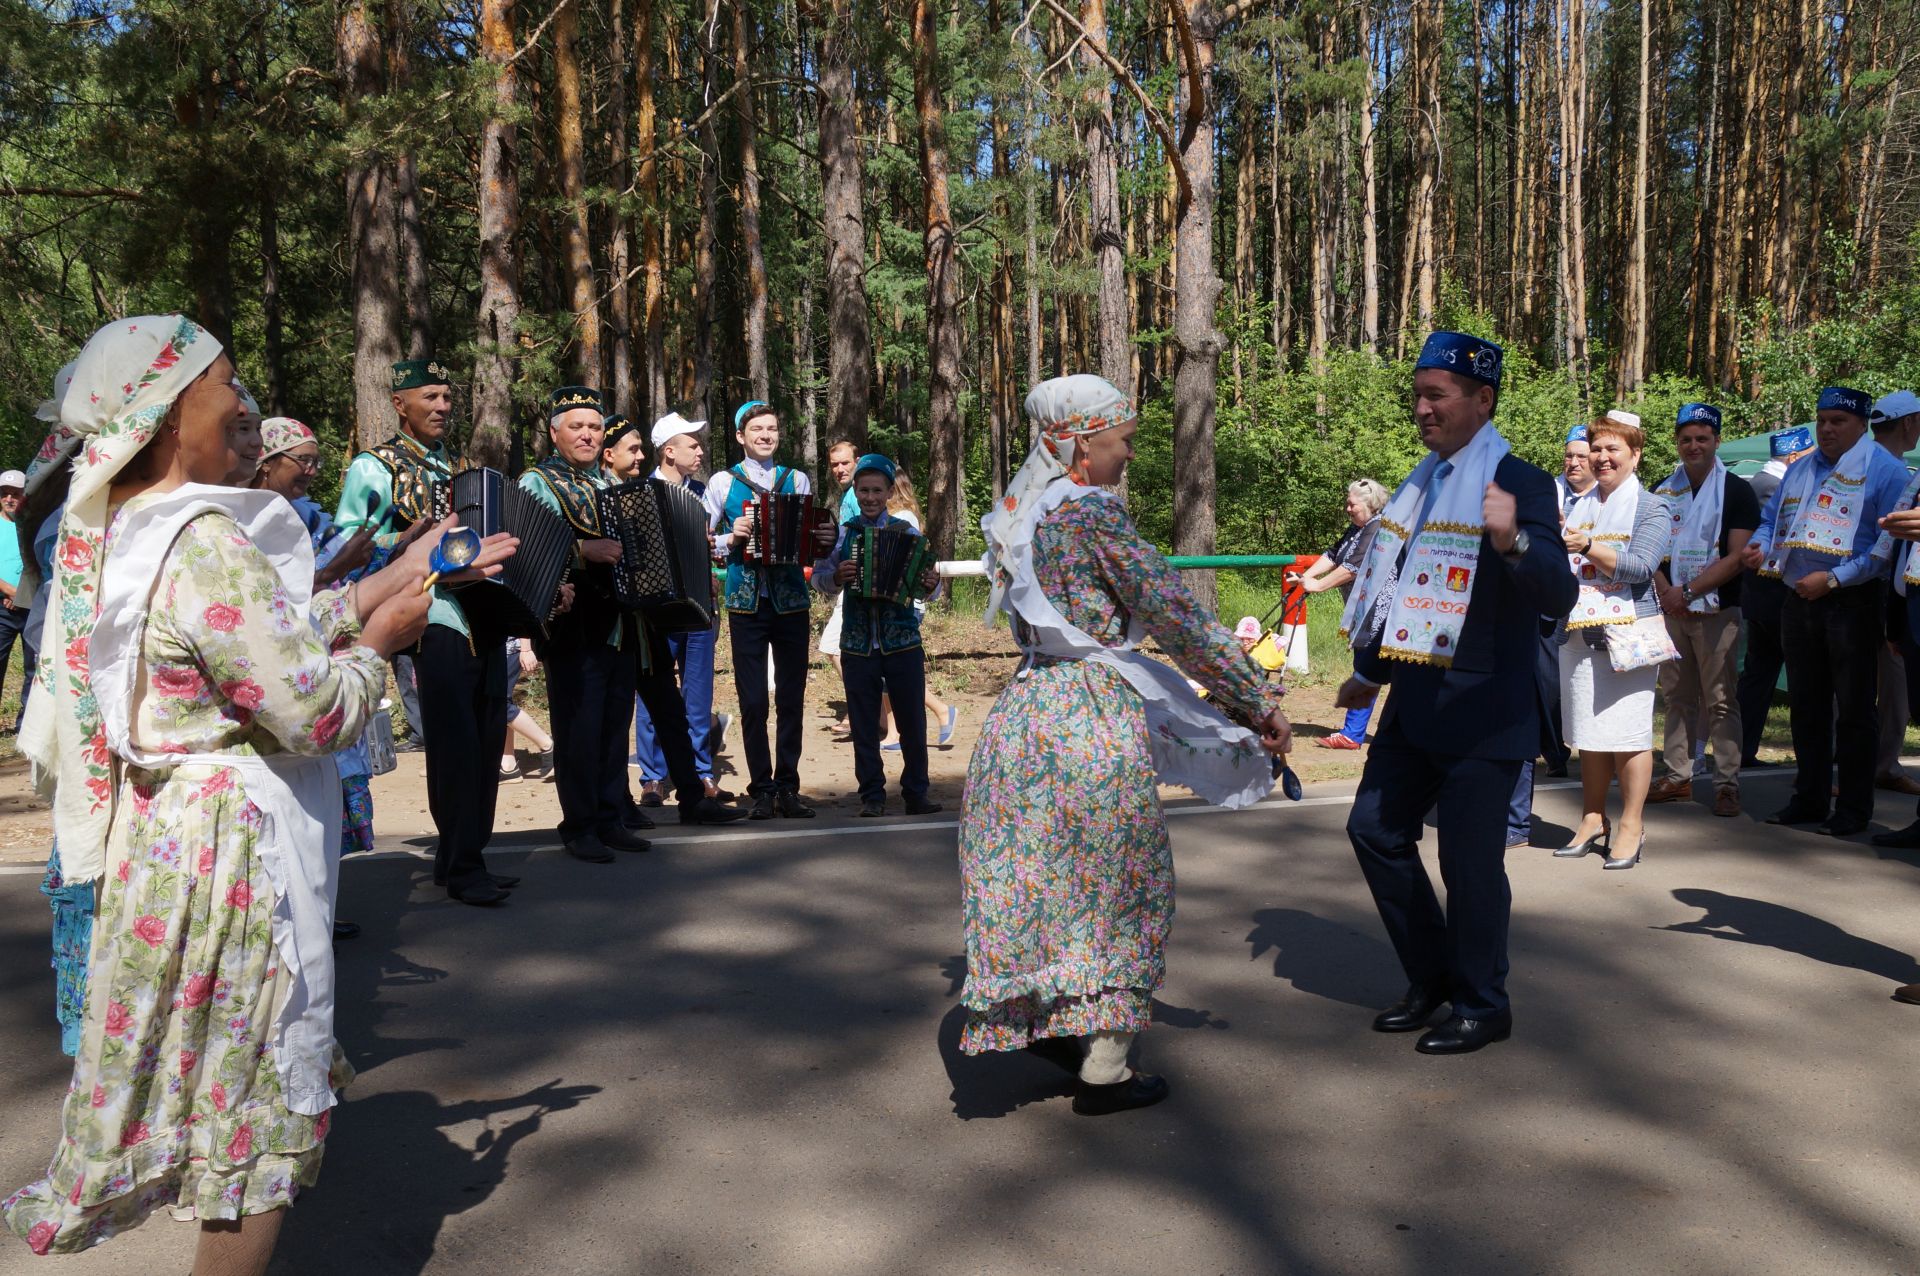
{"left": 390, "top": 359, "right": 453, "bottom": 391}
{"left": 548, "top": 385, "right": 605, "bottom": 420}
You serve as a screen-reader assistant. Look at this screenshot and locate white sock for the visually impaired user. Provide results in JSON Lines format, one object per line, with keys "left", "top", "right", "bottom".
{"left": 1079, "top": 1030, "right": 1133, "bottom": 1085}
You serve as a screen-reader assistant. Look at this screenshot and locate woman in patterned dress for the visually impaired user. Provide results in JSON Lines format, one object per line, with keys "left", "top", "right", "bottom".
{"left": 2, "top": 316, "right": 495, "bottom": 1272}
{"left": 958, "top": 375, "right": 1291, "bottom": 1116}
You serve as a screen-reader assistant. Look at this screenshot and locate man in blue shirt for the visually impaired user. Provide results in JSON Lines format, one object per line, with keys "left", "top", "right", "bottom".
{"left": 1743, "top": 386, "right": 1910, "bottom": 836}
{"left": 0, "top": 469, "right": 30, "bottom": 728}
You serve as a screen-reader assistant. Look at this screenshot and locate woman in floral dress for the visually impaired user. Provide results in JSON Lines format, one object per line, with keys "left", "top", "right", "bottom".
{"left": 1, "top": 316, "right": 478, "bottom": 1272}
{"left": 959, "top": 375, "right": 1291, "bottom": 1116}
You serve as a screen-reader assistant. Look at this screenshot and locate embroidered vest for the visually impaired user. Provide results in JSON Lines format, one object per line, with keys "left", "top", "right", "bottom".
{"left": 528, "top": 456, "right": 606, "bottom": 535}
{"left": 722, "top": 465, "right": 809, "bottom": 614}
{"left": 363, "top": 435, "right": 452, "bottom": 529}
{"left": 526, "top": 458, "right": 620, "bottom": 638}
{"left": 835, "top": 515, "right": 925, "bottom": 657}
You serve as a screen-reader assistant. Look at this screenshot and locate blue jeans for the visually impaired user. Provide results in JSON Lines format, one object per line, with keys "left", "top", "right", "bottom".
{"left": 631, "top": 625, "right": 717, "bottom": 780}
{"left": 1339, "top": 702, "right": 1375, "bottom": 743}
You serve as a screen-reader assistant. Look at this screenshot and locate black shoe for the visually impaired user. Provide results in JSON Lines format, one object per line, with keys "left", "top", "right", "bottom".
{"left": 1872, "top": 820, "right": 1920, "bottom": 848}
{"left": 623, "top": 805, "right": 656, "bottom": 831}
{"left": 1766, "top": 803, "right": 1828, "bottom": 826}
{"left": 1415, "top": 1012, "right": 1512, "bottom": 1055}
{"left": 332, "top": 919, "right": 361, "bottom": 940}
{"left": 774, "top": 790, "right": 815, "bottom": 819}
{"left": 598, "top": 825, "right": 653, "bottom": 853}
{"left": 749, "top": 792, "right": 776, "bottom": 820}
{"left": 396, "top": 736, "right": 426, "bottom": 754}
{"left": 489, "top": 873, "right": 521, "bottom": 889}
{"left": 1820, "top": 814, "right": 1870, "bottom": 838}
{"left": 1372, "top": 984, "right": 1449, "bottom": 1033}
{"left": 525, "top": 749, "right": 555, "bottom": 781}
{"left": 859, "top": 800, "right": 886, "bottom": 817}
{"left": 904, "top": 797, "right": 944, "bottom": 815}
{"left": 1072, "top": 1072, "right": 1170, "bottom": 1116}
{"left": 680, "top": 796, "right": 749, "bottom": 825}
{"left": 1023, "top": 1037, "right": 1084, "bottom": 1074}
{"left": 565, "top": 834, "right": 615, "bottom": 864}
{"left": 449, "top": 882, "right": 509, "bottom": 906}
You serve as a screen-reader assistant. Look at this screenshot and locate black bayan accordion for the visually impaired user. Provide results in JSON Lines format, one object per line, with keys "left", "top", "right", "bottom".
{"left": 846, "top": 525, "right": 939, "bottom": 606}
{"left": 596, "top": 478, "right": 716, "bottom": 632}
{"left": 742, "top": 493, "right": 833, "bottom": 567}
{"left": 440, "top": 467, "right": 575, "bottom": 638}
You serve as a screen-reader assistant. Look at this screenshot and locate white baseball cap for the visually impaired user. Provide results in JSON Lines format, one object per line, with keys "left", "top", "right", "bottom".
{"left": 651, "top": 412, "right": 707, "bottom": 451}
{"left": 1870, "top": 390, "right": 1920, "bottom": 425}
{"left": 0, "top": 470, "right": 23, "bottom": 491}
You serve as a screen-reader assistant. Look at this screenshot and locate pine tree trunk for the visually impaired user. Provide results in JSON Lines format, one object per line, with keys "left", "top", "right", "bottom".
{"left": 387, "top": 0, "right": 432, "bottom": 360}
{"left": 1172, "top": 0, "right": 1222, "bottom": 609}
{"left": 733, "top": 0, "right": 770, "bottom": 402}
{"left": 819, "top": 0, "right": 874, "bottom": 450}
{"left": 691, "top": 0, "right": 722, "bottom": 420}
{"left": 341, "top": 0, "right": 402, "bottom": 452}
{"left": 257, "top": 29, "right": 288, "bottom": 412}
{"left": 554, "top": 0, "right": 601, "bottom": 386}
{"left": 1358, "top": 0, "right": 1380, "bottom": 354}
{"left": 473, "top": 0, "right": 521, "bottom": 442}
{"left": 1618, "top": 0, "right": 1651, "bottom": 395}
{"left": 913, "top": 0, "right": 963, "bottom": 556}
{"left": 606, "top": 0, "right": 636, "bottom": 418}
{"left": 636, "top": 0, "right": 667, "bottom": 423}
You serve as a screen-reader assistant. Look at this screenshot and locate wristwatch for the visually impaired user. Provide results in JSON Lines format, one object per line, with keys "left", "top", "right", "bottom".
{"left": 1680, "top": 583, "right": 1694, "bottom": 603}
{"left": 1502, "top": 529, "right": 1531, "bottom": 560}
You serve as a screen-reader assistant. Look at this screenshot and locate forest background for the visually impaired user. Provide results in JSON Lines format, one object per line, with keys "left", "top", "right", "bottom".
{"left": 8, "top": 0, "right": 1920, "bottom": 606}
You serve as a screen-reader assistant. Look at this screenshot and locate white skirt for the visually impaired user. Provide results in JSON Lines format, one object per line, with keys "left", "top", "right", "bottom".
{"left": 1560, "top": 638, "right": 1657, "bottom": 752}
{"left": 817, "top": 591, "right": 845, "bottom": 656}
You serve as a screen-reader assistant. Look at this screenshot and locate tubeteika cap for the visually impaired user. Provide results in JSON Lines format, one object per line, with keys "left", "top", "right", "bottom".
{"left": 1677, "top": 402, "right": 1723, "bottom": 433}
{"left": 1817, "top": 386, "right": 1871, "bottom": 419}
{"left": 548, "top": 385, "right": 604, "bottom": 421}
{"left": 391, "top": 359, "right": 452, "bottom": 391}
{"left": 1415, "top": 331, "right": 1503, "bottom": 389}
{"left": 1770, "top": 425, "right": 1814, "bottom": 458}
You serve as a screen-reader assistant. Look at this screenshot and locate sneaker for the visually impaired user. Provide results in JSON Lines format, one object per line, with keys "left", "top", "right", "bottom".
{"left": 1313, "top": 734, "right": 1362, "bottom": 751}
{"left": 499, "top": 760, "right": 524, "bottom": 784}
{"left": 882, "top": 739, "right": 902, "bottom": 752}
{"left": 937, "top": 706, "right": 960, "bottom": 747}
{"left": 524, "top": 749, "right": 555, "bottom": 781}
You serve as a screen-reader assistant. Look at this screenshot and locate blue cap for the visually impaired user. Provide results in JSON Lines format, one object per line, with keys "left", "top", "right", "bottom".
{"left": 1565, "top": 424, "right": 1589, "bottom": 444}
{"left": 1770, "top": 425, "right": 1814, "bottom": 458}
{"left": 733, "top": 400, "right": 774, "bottom": 431}
{"left": 1816, "top": 386, "right": 1870, "bottom": 419}
{"left": 1677, "top": 403, "right": 1722, "bottom": 433}
{"left": 1415, "top": 331, "right": 1503, "bottom": 389}
{"left": 854, "top": 453, "right": 897, "bottom": 484}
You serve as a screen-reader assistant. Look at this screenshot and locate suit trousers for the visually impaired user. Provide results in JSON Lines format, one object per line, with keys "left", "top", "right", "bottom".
{"left": 1781, "top": 582, "right": 1884, "bottom": 823}
{"left": 1348, "top": 716, "right": 1523, "bottom": 1020}
{"left": 1877, "top": 641, "right": 1909, "bottom": 779}
{"left": 842, "top": 646, "right": 929, "bottom": 803}
{"left": 631, "top": 625, "right": 717, "bottom": 781}
{"left": 1737, "top": 574, "right": 1787, "bottom": 764}
{"left": 728, "top": 602, "right": 810, "bottom": 795}
{"left": 1658, "top": 608, "right": 1744, "bottom": 788}
{"left": 632, "top": 621, "right": 705, "bottom": 808}
{"left": 391, "top": 651, "right": 425, "bottom": 744}
{"left": 545, "top": 630, "right": 638, "bottom": 841}
{"left": 417, "top": 624, "right": 509, "bottom": 892}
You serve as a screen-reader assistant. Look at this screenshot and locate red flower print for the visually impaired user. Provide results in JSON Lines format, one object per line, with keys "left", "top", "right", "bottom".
{"left": 309, "top": 705, "right": 345, "bottom": 748}
{"left": 132, "top": 914, "right": 167, "bottom": 948}
{"left": 202, "top": 602, "right": 243, "bottom": 632}
{"left": 89, "top": 1085, "right": 106, "bottom": 1108}
{"left": 25, "top": 1221, "right": 55, "bottom": 1255}
{"left": 58, "top": 535, "right": 93, "bottom": 572}
{"left": 68, "top": 1177, "right": 82, "bottom": 1205}
{"left": 315, "top": 1110, "right": 332, "bottom": 1140}
{"left": 183, "top": 973, "right": 215, "bottom": 1009}
{"left": 179, "top": 1049, "right": 197, "bottom": 1075}
{"left": 115, "top": 859, "right": 130, "bottom": 882}
{"left": 119, "top": 1120, "right": 150, "bottom": 1149}
{"left": 83, "top": 729, "right": 109, "bottom": 766}
{"left": 152, "top": 666, "right": 206, "bottom": 699}
{"left": 219, "top": 678, "right": 265, "bottom": 711}
{"left": 226, "top": 1125, "right": 254, "bottom": 1161}
{"left": 151, "top": 339, "right": 180, "bottom": 373}
{"left": 197, "top": 846, "right": 216, "bottom": 876}
{"left": 86, "top": 774, "right": 111, "bottom": 806}
{"left": 211, "top": 1082, "right": 228, "bottom": 1112}
{"left": 225, "top": 881, "right": 252, "bottom": 910}
{"left": 197, "top": 769, "right": 233, "bottom": 798}
{"left": 64, "top": 634, "right": 88, "bottom": 670}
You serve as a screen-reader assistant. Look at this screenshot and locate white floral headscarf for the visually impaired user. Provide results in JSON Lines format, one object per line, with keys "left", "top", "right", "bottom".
{"left": 980, "top": 374, "right": 1135, "bottom": 623}
{"left": 260, "top": 416, "right": 317, "bottom": 462}
{"left": 19, "top": 315, "right": 224, "bottom": 881}
{"left": 25, "top": 359, "right": 81, "bottom": 498}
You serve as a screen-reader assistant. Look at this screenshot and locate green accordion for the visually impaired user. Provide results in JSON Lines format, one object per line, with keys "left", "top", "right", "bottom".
{"left": 847, "top": 525, "right": 939, "bottom": 605}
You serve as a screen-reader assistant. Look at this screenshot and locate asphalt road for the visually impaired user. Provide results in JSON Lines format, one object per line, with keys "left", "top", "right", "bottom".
{"left": 1, "top": 766, "right": 1916, "bottom": 1275}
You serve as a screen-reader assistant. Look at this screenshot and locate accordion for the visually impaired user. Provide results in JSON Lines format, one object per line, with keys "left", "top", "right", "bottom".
{"left": 438, "top": 467, "right": 575, "bottom": 638}
{"left": 596, "top": 478, "right": 716, "bottom": 632}
{"left": 742, "top": 492, "right": 833, "bottom": 567}
{"left": 846, "top": 525, "right": 939, "bottom": 606}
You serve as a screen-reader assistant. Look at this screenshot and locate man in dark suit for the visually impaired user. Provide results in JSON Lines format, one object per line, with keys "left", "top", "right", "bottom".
{"left": 1336, "top": 332, "right": 1579, "bottom": 1055}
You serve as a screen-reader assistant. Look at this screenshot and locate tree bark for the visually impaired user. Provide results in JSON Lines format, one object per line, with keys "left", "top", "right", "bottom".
{"left": 1358, "top": 0, "right": 1380, "bottom": 354}
{"left": 636, "top": 0, "right": 667, "bottom": 422}
{"left": 387, "top": 0, "right": 432, "bottom": 360}
{"left": 554, "top": 0, "right": 602, "bottom": 386}
{"left": 472, "top": 0, "right": 522, "bottom": 443}
{"left": 340, "top": 0, "right": 402, "bottom": 452}
{"left": 913, "top": 0, "right": 963, "bottom": 558}
{"left": 606, "top": 0, "right": 636, "bottom": 417}
{"left": 1171, "top": 0, "right": 1221, "bottom": 609}
{"left": 1081, "top": 0, "right": 1131, "bottom": 395}
{"left": 1617, "top": 0, "right": 1651, "bottom": 395}
{"left": 733, "top": 0, "right": 770, "bottom": 403}
{"left": 818, "top": 0, "right": 873, "bottom": 451}
{"left": 690, "top": 0, "right": 722, "bottom": 420}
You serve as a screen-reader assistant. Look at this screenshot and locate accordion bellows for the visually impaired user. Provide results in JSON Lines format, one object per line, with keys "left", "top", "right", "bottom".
{"left": 443, "top": 467, "right": 574, "bottom": 638}
{"left": 743, "top": 492, "right": 832, "bottom": 567}
{"left": 598, "top": 477, "right": 716, "bottom": 632}
{"left": 847, "top": 525, "right": 938, "bottom": 605}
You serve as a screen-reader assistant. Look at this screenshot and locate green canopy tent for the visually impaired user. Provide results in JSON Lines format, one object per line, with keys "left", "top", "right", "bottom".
{"left": 1716, "top": 425, "right": 1920, "bottom": 477}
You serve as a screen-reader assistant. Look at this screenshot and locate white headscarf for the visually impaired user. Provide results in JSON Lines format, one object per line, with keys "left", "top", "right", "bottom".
{"left": 18, "top": 315, "right": 224, "bottom": 881}
{"left": 980, "top": 374, "right": 1135, "bottom": 624}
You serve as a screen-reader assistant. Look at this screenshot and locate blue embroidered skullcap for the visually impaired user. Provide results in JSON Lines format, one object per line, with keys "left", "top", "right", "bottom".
{"left": 1816, "top": 386, "right": 1870, "bottom": 419}
{"left": 1770, "top": 425, "right": 1814, "bottom": 458}
{"left": 1676, "top": 402, "right": 1722, "bottom": 433}
{"left": 854, "top": 453, "right": 897, "bottom": 484}
{"left": 733, "top": 400, "right": 774, "bottom": 431}
{"left": 1415, "top": 331, "right": 1503, "bottom": 389}
{"left": 1565, "top": 424, "right": 1589, "bottom": 444}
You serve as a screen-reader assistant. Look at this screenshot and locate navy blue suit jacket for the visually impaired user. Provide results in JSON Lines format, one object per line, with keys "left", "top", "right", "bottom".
{"left": 1354, "top": 453, "right": 1579, "bottom": 762}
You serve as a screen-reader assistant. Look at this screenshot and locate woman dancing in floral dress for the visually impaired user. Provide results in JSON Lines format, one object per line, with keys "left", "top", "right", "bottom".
{"left": 958, "top": 375, "right": 1291, "bottom": 1115}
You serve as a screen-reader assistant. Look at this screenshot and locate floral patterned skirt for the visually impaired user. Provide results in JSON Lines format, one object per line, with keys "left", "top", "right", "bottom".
{"left": 340, "top": 773, "right": 374, "bottom": 856}
{"left": 3, "top": 768, "right": 347, "bottom": 1256}
{"left": 40, "top": 842, "right": 96, "bottom": 1058}
{"left": 956, "top": 661, "right": 1170, "bottom": 1053}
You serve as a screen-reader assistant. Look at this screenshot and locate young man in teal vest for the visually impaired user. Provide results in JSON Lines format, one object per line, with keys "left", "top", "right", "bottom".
{"left": 813, "top": 453, "right": 942, "bottom": 817}
{"left": 702, "top": 401, "right": 834, "bottom": 819}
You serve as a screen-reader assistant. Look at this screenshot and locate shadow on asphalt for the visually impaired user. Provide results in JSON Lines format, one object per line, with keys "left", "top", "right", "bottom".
{"left": 1659, "top": 887, "right": 1920, "bottom": 983}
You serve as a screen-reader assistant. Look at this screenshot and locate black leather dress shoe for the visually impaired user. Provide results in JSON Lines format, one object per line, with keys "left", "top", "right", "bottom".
{"left": 1872, "top": 820, "right": 1920, "bottom": 848}
{"left": 1072, "top": 1072, "right": 1170, "bottom": 1116}
{"left": 598, "top": 825, "right": 653, "bottom": 853}
{"left": 749, "top": 793, "right": 776, "bottom": 820}
{"left": 1023, "top": 1037, "right": 1084, "bottom": 1074}
{"left": 489, "top": 873, "right": 521, "bottom": 890}
{"left": 1767, "top": 804, "right": 1829, "bottom": 826}
{"left": 1415, "top": 1012, "right": 1512, "bottom": 1055}
{"left": 623, "top": 805, "right": 657, "bottom": 831}
{"left": 1372, "top": 984, "right": 1449, "bottom": 1033}
{"left": 680, "top": 796, "right": 749, "bottom": 825}
{"left": 1820, "top": 814, "right": 1870, "bottom": 838}
{"left": 774, "top": 790, "right": 816, "bottom": 819}
{"left": 395, "top": 736, "right": 426, "bottom": 754}
{"left": 858, "top": 800, "right": 886, "bottom": 817}
{"left": 565, "top": 834, "right": 615, "bottom": 864}
{"left": 904, "top": 797, "right": 944, "bottom": 815}
{"left": 332, "top": 920, "right": 361, "bottom": 941}
{"left": 449, "top": 882, "right": 509, "bottom": 906}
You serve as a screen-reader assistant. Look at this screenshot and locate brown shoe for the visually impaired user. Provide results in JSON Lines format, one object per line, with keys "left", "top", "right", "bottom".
{"left": 1876, "top": 772, "right": 1920, "bottom": 796}
{"left": 1712, "top": 786, "right": 1741, "bottom": 818}
{"left": 1647, "top": 776, "right": 1692, "bottom": 804}
{"left": 1895, "top": 984, "right": 1920, "bottom": 1005}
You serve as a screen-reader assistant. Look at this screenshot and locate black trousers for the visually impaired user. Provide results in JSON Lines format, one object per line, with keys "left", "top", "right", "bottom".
{"left": 1347, "top": 716, "right": 1523, "bottom": 1020}
{"left": 417, "top": 624, "right": 509, "bottom": 892}
{"left": 544, "top": 629, "right": 638, "bottom": 842}
{"left": 842, "top": 645, "right": 929, "bottom": 803}
{"left": 1537, "top": 630, "right": 1569, "bottom": 773}
{"left": 632, "top": 619, "right": 704, "bottom": 807}
{"left": 727, "top": 602, "right": 810, "bottom": 796}
{"left": 1781, "top": 581, "right": 1884, "bottom": 822}
{"left": 1737, "top": 573, "right": 1787, "bottom": 764}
